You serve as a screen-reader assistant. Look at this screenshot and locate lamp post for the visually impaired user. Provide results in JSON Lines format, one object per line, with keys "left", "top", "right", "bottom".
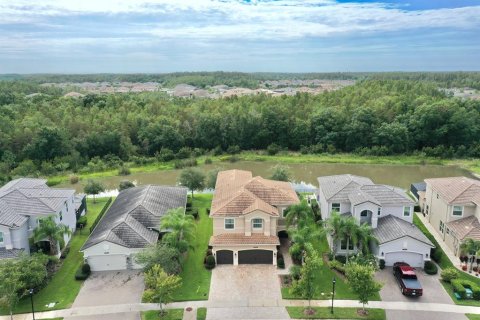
{"left": 29, "top": 289, "right": 35, "bottom": 320}
{"left": 331, "top": 277, "right": 336, "bottom": 314}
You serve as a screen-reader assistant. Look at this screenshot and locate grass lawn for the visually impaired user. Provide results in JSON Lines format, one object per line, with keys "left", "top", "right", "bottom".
{"left": 6, "top": 198, "right": 112, "bottom": 314}
{"left": 141, "top": 309, "right": 184, "bottom": 320}
{"left": 287, "top": 307, "right": 386, "bottom": 319}
{"left": 414, "top": 214, "right": 480, "bottom": 306}
{"left": 171, "top": 194, "right": 213, "bottom": 301}
{"left": 197, "top": 307, "right": 207, "bottom": 320}
{"left": 466, "top": 314, "right": 480, "bottom": 320}
{"left": 281, "top": 226, "right": 380, "bottom": 301}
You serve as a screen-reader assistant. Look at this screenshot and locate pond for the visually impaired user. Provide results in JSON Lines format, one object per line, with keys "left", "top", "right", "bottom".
{"left": 57, "top": 160, "right": 475, "bottom": 195}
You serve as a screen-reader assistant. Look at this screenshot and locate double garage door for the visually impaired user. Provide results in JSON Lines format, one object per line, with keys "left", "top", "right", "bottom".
{"left": 216, "top": 250, "right": 273, "bottom": 264}
{"left": 87, "top": 255, "right": 127, "bottom": 271}
{"left": 384, "top": 251, "right": 424, "bottom": 268}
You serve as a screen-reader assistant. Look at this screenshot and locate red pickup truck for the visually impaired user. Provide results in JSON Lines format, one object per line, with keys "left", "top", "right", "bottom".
{"left": 393, "top": 262, "right": 423, "bottom": 297}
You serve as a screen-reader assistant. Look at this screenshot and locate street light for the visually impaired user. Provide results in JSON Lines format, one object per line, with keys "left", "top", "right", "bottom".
{"left": 331, "top": 277, "right": 336, "bottom": 314}
{"left": 29, "top": 288, "right": 35, "bottom": 320}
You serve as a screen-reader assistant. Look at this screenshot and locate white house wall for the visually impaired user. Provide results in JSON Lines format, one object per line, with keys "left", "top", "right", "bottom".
{"left": 381, "top": 206, "right": 413, "bottom": 223}
{"left": 11, "top": 223, "right": 29, "bottom": 252}
{"left": 82, "top": 241, "right": 144, "bottom": 271}
{"left": 377, "top": 236, "right": 432, "bottom": 265}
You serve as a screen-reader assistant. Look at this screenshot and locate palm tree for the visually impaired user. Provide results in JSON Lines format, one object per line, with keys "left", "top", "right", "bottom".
{"left": 460, "top": 238, "right": 480, "bottom": 272}
{"left": 33, "top": 216, "right": 71, "bottom": 256}
{"left": 355, "top": 223, "right": 379, "bottom": 254}
{"left": 288, "top": 224, "right": 321, "bottom": 264}
{"left": 160, "top": 208, "right": 196, "bottom": 253}
{"left": 285, "top": 200, "right": 314, "bottom": 228}
{"left": 322, "top": 212, "right": 345, "bottom": 256}
{"left": 341, "top": 216, "right": 359, "bottom": 263}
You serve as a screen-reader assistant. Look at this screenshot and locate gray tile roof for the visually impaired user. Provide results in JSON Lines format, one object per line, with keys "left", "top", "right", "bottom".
{"left": 318, "top": 174, "right": 373, "bottom": 202}
{"left": 373, "top": 215, "right": 434, "bottom": 246}
{"left": 0, "top": 200, "right": 28, "bottom": 227}
{"left": 0, "top": 248, "right": 24, "bottom": 259}
{"left": 360, "top": 185, "right": 414, "bottom": 206}
{"left": 0, "top": 178, "right": 47, "bottom": 192}
{"left": 82, "top": 185, "right": 188, "bottom": 250}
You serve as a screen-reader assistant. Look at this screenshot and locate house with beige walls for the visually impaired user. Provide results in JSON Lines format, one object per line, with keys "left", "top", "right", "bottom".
{"left": 423, "top": 176, "right": 480, "bottom": 256}
{"left": 317, "top": 174, "right": 434, "bottom": 268}
{"left": 209, "top": 169, "right": 299, "bottom": 265}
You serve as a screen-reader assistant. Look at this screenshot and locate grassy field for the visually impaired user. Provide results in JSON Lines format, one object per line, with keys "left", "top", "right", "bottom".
{"left": 171, "top": 194, "right": 213, "bottom": 301}
{"left": 281, "top": 225, "right": 380, "bottom": 301}
{"left": 287, "top": 307, "right": 386, "bottom": 319}
{"left": 7, "top": 198, "right": 112, "bottom": 314}
{"left": 197, "top": 307, "right": 207, "bottom": 320}
{"left": 466, "top": 314, "right": 480, "bottom": 320}
{"left": 46, "top": 151, "right": 480, "bottom": 186}
{"left": 413, "top": 213, "right": 480, "bottom": 306}
{"left": 141, "top": 309, "right": 184, "bottom": 320}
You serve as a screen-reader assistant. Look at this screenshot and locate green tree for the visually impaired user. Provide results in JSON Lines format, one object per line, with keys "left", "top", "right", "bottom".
{"left": 0, "top": 261, "right": 24, "bottom": 320}
{"left": 160, "top": 208, "right": 196, "bottom": 253}
{"left": 355, "top": 223, "right": 378, "bottom": 254}
{"left": 134, "top": 243, "right": 181, "bottom": 274}
{"left": 341, "top": 217, "right": 359, "bottom": 263}
{"left": 142, "top": 265, "right": 182, "bottom": 315}
{"left": 178, "top": 168, "right": 205, "bottom": 198}
{"left": 322, "top": 212, "right": 345, "bottom": 256}
{"left": 206, "top": 167, "right": 221, "bottom": 190}
{"left": 290, "top": 243, "right": 322, "bottom": 312}
{"left": 84, "top": 180, "right": 105, "bottom": 203}
{"left": 288, "top": 224, "right": 321, "bottom": 264}
{"left": 118, "top": 180, "right": 135, "bottom": 191}
{"left": 345, "top": 262, "right": 382, "bottom": 311}
{"left": 284, "top": 200, "right": 314, "bottom": 228}
{"left": 269, "top": 164, "right": 292, "bottom": 182}
{"left": 33, "top": 216, "right": 71, "bottom": 256}
{"left": 460, "top": 238, "right": 480, "bottom": 272}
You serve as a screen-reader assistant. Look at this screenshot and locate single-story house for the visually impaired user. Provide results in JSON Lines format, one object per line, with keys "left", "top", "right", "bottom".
{"left": 81, "top": 185, "right": 187, "bottom": 271}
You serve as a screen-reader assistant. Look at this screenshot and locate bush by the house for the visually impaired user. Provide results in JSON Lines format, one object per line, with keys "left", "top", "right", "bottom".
{"left": 60, "top": 245, "right": 70, "bottom": 259}
{"left": 75, "top": 263, "right": 91, "bottom": 280}
{"left": 205, "top": 255, "right": 216, "bottom": 270}
{"left": 424, "top": 261, "right": 438, "bottom": 275}
{"left": 431, "top": 248, "right": 443, "bottom": 263}
{"left": 289, "top": 265, "right": 302, "bottom": 281}
{"left": 76, "top": 215, "right": 88, "bottom": 228}
{"left": 335, "top": 255, "right": 347, "bottom": 264}
{"left": 329, "top": 260, "right": 346, "bottom": 275}
{"left": 277, "top": 253, "right": 285, "bottom": 269}
{"left": 186, "top": 208, "right": 199, "bottom": 220}
{"left": 441, "top": 267, "right": 459, "bottom": 283}
{"left": 379, "top": 259, "right": 385, "bottom": 270}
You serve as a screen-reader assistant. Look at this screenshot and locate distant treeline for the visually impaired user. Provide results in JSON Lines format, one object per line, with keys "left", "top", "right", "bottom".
{"left": 1, "top": 71, "right": 480, "bottom": 89}
{"left": 0, "top": 79, "right": 480, "bottom": 182}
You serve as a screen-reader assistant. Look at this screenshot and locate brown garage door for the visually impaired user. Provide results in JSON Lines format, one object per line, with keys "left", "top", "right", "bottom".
{"left": 238, "top": 250, "right": 273, "bottom": 264}
{"left": 216, "top": 250, "right": 234, "bottom": 264}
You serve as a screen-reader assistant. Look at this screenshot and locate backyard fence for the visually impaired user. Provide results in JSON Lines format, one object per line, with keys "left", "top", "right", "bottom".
{"left": 89, "top": 197, "right": 113, "bottom": 234}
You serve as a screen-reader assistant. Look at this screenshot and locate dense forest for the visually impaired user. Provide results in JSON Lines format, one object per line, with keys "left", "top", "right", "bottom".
{"left": 1, "top": 75, "right": 480, "bottom": 182}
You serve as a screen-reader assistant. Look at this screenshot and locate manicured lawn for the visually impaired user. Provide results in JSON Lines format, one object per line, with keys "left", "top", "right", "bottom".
{"left": 414, "top": 213, "right": 480, "bottom": 306}
{"left": 281, "top": 226, "right": 380, "bottom": 301}
{"left": 287, "top": 307, "right": 386, "bottom": 319}
{"left": 466, "top": 314, "right": 480, "bottom": 320}
{"left": 141, "top": 309, "right": 184, "bottom": 320}
{"left": 171, "top": 194, "right": 213, "bottom": 301}
{"left": 8, "top": 198, "right": 112, "bottom": 314}
{"left": 197, "top": 307, "right": 207, "bottom": 320}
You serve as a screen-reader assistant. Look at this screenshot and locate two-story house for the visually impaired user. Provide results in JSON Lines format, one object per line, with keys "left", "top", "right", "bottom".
{"left": 209, "top": 170, "right": 299, "bottom": 265}
{"left": 318, "top": 174, "right": 434, "bottom": 268}
{"left": 423, "top": 176, "right": 480, "bottom": 256}
{"left": 0, "top": 178, "right": 77, "bottom": 259}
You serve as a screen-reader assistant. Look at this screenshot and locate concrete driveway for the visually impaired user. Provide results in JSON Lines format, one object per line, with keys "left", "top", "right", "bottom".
{"left": 207, "top": 265, "right": 289, "bottom": 320}
{"left": 66, "top": 270, "right": 144, "bottom": 320}
{"left": 377, "top": 267, "right": 467, "bottom": 320}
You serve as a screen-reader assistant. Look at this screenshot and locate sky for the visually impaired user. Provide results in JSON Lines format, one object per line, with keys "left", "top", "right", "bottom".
{"left": 0, "top": 0, "right": 479, "bottom": 73}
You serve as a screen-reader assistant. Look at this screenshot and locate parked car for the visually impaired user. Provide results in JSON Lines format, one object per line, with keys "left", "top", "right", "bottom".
{"left": 393, "top": 262, "right": 423, "bottom": 297}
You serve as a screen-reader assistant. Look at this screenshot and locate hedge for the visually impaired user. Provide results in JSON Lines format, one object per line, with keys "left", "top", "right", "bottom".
{"left": 89, "top": 197, "right": 112, "bottom": 233}
{"left": 452, "top": 279, "right": 480, "bottom": 300}
{"left": 424, "top": 261, "right": 438, "bottom": 275}
{"left": 75, "top": 263, "right": 91, "bottom": 280}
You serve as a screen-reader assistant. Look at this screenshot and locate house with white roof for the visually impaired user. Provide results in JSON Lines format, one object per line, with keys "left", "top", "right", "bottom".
{"left": 0, "top": 178, "right": 77, "bottom": 259}
{"left": 317, "top": 174, "right": 434, "bottom": 268}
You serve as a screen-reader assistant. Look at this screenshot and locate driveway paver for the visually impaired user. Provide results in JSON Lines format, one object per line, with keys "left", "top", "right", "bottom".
{"left": 65, "top": 270, "right": 144, "bottom": 320}
{"left": 377, "top": 267, "right": 453, "bottom": 304}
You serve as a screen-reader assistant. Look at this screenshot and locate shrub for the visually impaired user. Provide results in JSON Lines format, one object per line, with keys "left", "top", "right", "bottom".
{"left": 227, "top": 145, "right": 240, "bottom": 155}
{"left": 441, "top": 267, "right": 459, "bottom": 283}
{"left": 277, "top": 253, "right": 285, "bottom": 269}
{"left": 187, "top": 208, "right": 199, "bottom": 220}
{"left": 60, "top": 246, "right": 70, "bottom": 259}
{"left": 334, "top": 255, "right": 347, "bottom": 264}
{"left": 452, "top": 279, "right": 467, "bottom": 299}
{"left": 176, "top": 147, "right": 192, "bottom": 159}
{"left": 267, "top": 143, "right": 281, "bottom": 155}
{"left": 76, "top": 216, "right": 88, "bottom": 228}
{"left": 379, "top": 259, "right": 385, "bottom": 270}
{"left": 82, "top": 263, "right": 91, "bottom": 274}
{"left": 329, "top": 260, "right": 346, "bottom": 275}
{"left": 289, "top": 265, "right": 302, "bottom": 281}
{"left": 204, "top": 158, "right": 212, "bottom": 164}
{"left": 327, "top": 252, "right": 334, "bottom": 261}
{"left": 75, "top": 263, "right": 91, "bottom": 280}
{"left": 119, "top": 180, "right": 135, "bottom": 191}
{"left": 424, "top": 261, "right": 438, "bottom": 275}
{"left": 174, "top": 158, "right": 197, "bottom": 169}
{"left": 156, "top": 148, "right": 175, "bottom": 162}
{"left": 205, "top": 255, "right": 216, "bottom": 270}
{"left": 118, "top": 166, "right": 131, "bottom": 176}
{"left": 431, "top": 248, "right": 443, "bottom": 263}
{"left": 70, "top": 175, "right": 79, "bottom": 184}
{"left": 451, "top": 279, "right": 480, "bottom": 300}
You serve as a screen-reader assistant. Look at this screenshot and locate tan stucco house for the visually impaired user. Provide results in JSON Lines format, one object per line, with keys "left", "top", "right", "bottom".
{"left": 422, "top": 176, "right": 480, "bottom": 256}
{"left": 209, "top": 170, "right": 299, "bottom": 265}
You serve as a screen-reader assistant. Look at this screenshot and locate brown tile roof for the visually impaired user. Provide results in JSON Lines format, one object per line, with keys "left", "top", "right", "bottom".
{"left": 209, "top": 233, "right": 280, "bottom": 246}
{"left": 425, "top": 176, "right": 480, "bottom": 205}
{"left": 211, "top": 170, "right": 299, "bottom": 216}
{"left": 446, "top": 216, "right": 480, "bottom": 241}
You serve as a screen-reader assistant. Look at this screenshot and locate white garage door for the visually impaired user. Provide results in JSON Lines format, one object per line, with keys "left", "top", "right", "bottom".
{"left": 384, "top": 251, "right": 424, "bottom": 268}
{"left": 88, "top": 255, "right": 127, "bottom": 271}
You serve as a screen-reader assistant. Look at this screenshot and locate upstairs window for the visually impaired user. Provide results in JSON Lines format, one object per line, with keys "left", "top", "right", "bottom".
{"left": 282, "top": 208, "right": 287, "bottom": 218}
{"left": 252, "top": 218, "right": 263, "bottom": 229}
{"left": 403, "top": 206, "right": 411, "bottom": 217}
{"left": 453, "top": 206, "right": 463, "bottom": 216}
{"left": 224, "top": 218, "right": 235, "bottom": 230}
{"left": 332, "top": 203, "right": 340, "bottom": 213}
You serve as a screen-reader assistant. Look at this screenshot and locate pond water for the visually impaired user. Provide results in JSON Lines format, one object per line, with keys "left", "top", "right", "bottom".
{"left": 57, "top": 160, "right": 475, "bottom": 195}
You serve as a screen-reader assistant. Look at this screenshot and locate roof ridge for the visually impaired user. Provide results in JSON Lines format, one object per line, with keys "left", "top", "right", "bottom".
{"left": 213, "top": 188, "right": 256, "bottom": 214}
